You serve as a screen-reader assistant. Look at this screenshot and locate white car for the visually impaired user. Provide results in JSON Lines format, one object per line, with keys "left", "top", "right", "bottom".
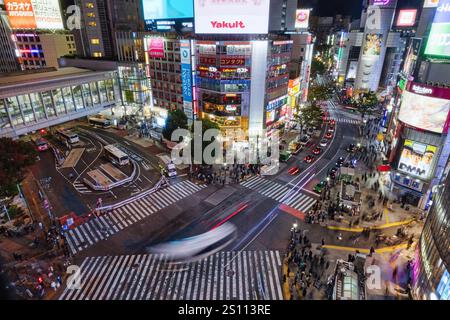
{"left": 320, "top": 139, "right": 329, "bottom": 147}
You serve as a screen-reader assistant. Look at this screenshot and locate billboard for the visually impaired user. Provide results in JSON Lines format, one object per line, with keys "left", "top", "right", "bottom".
{"left": 5, "top": 0, "right": 64, "bottom": 30}
{"left": 363, "top": 33, "right": 382, "bottom": 56}
{"left": 295, "top": 9, "right": 310, "bottom": 29}
{"left": 423, "top": 0, "right": 440, "bottom": 8}
{"left": 402, "top": 38, "right": 422, "bottom": 76}
{"left": 398, "top": 90, "right": 450, "bottom": 133}
{"left": 193, "top": 0, "right": 270, "bottom": 34}
{"left": 397, "top": 140, "right": 437, "bottom": 180}
{"left": 346, "top": 61, "right": 358, "bottom": 79}
{"left": 396, "top": 9, "right": 417, "bottom": 27}
{"left": 142, "top": 0, "right": 194, "bottom": 31}
{"left": 147, "top": 38, "right": 165, "bottom": 58}
{"left": 425, "top": 0, "right": 450, "bottom": 58}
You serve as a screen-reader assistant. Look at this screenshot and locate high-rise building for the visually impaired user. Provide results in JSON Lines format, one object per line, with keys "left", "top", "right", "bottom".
{"left": 412, "top": 167, "right": 450, "bottom": 300}
{"left": 0, "top": 1, "right": 20, "bottom": 74}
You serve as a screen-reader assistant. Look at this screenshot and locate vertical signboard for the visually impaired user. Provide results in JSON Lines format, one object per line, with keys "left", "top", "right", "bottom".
{"left": 180, "top": 40, "right": 193, "bottom": 123}
{"left": 295, "top": 9, "right": 310, "bottom": 29}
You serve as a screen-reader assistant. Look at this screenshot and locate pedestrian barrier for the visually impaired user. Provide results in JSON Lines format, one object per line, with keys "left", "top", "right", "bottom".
{"left": 95, "top": 175, "right": 169, "bottom": 214}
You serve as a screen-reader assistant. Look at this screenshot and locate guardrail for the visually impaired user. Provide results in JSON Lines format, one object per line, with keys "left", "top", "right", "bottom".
{"left": 82, "top": 159, "right": 138, "bottom": 191}
{"left": 77, "top": 127, "right": 110, "bottom": 146}
{"left": 95, "top": 175, "right": 169, "bottom": 214}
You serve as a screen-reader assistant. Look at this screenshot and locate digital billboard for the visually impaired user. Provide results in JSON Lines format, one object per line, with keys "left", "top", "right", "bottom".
{"left": 146, "top": 38, "right": 165, "bottom": 58}
{"left": 363, "top": 33, "right": 382, "bottom": 56}
{"left": 5, "top": 0, "right": 64, "bottom": 30}
{"left": 142, "top": 0, "right": 194, "bottom": 31}
{"left": 397, "top": 140, "right": 437, "bottom": 180}
{"left": 396, "top": 9, "right": 417, "bottom": 27}
{"left": 423, "top": 0, "right": 440, "bottom": 8}
{"left": 398, "top": 90, "right": 450, "bottom": 133}
{"left": 295, "top": 9, "right": 310, "bottom": 29}
{"left": 194, "top": 0, "right": 270, "bottom": 34}
{"left": 425, "top": 0, "right": 450, "bottom": 58}
{"left": 346, "top": 61, "right": 358, "bottom": 80}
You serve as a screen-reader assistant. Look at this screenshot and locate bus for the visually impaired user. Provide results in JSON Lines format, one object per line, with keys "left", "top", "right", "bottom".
{"left": 104, "top": 144, "right": 129, "bottom": 166}
{"left": 56, "top": 129, "right": 79, "bottom": 144}
{"left": 149, "top": 222, "right": 237, "bottom": 265}
{"left": 34, "top": 137, "right": 49, "bottom": 152}
{"left": 88, "top": 117, "right": 111, "bottom": 128}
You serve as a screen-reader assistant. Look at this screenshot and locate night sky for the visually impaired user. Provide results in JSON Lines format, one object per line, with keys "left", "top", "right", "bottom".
{"left": 304, "top": 0, "right": 425, "bottom": 18}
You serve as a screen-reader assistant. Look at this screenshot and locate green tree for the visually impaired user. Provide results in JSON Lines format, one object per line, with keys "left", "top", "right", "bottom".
{"left": 353, "top": 91, "right": 379, "bottom": 119}
{"left": 162, "top": 109, "right": 188, "bottom": 140}
{"left": 0, "top": 138, "right": 37, "bottom": 198}
{"left": 294, "top": 101, "right": 324, "bottom": 133}
{"left": 308, "top": 84, "right": 331, "bottom": 102}
{"left": 311, "top": 57, "right": 326, "bottom": 78}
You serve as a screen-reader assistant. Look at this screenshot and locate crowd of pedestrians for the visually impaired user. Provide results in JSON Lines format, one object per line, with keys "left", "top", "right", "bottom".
{"left": 189, "top": 164, "right": 261, "bottom": 185}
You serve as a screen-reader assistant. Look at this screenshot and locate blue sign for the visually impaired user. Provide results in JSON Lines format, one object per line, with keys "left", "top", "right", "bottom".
{"left": 181, "top": 64, "right": 192, "bottom": 102}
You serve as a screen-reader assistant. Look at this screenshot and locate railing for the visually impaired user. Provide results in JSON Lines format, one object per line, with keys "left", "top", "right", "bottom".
{"left": 82, "top": 159, "right": 138, "bottom": 191}
{"left": 95, "top": 175, "right": 169, "bottom": 214}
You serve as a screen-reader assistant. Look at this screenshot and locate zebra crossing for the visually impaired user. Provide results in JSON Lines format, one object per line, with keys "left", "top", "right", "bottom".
{"left": 64, "top": 180, "right": 206, "bottom": 255}
{"left": 73, "top": 181, "right": 92, "bottom": 194}
{"left": 325, "top": 117, "right": 361, "bottom": 125}
{"left": 58, "top": 250, "right": 284, "bottom": 300}
{"left": 240, "top": 176, "right": 316, "bottom": 213}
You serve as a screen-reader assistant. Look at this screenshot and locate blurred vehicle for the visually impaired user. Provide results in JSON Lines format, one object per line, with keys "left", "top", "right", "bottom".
{"left": 328, "top": 125, "right": 335, "bottom": 132}
{"left": 33, "top": 137, "right": 49, "bottom": 152}
{"left": 329, "top": 167, "right": 338, "bottom": 179}
{"left": 319, "top": 139, "right": 329, "bottom": 147}
{"left": 288, "top": 166, "right": 301, "bottom": 175}
{"left": 312, "top": 147, "right": 322, "bottom": 155}
{"left": 299, "top": 135, "right": 311, "bottom": 146}
{"left": 149, "top": 222, "right": 237, "bottom": 264}
{"left": 314, "top": 181, "right": 327, "bottom": 193}
{"left": 329, "top": 119, "right": 336, "bottom": 125}
{"left": 304, "top": 155, "right": 315, "bottom": 163}
{"left": 336, "top": 157, "right": 345, "bottom": 167}
{"left": 325, "top": 132, "right": 333, "bottom": 139}
{"left": 346, "top": 144, "right": 357, "bottom": 153}
{"left": 280, "top": 151, "right": 292, "bottom": 163}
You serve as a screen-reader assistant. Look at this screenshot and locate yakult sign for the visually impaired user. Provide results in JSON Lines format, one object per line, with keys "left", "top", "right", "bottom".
{"left": 194, "top": 0, "right": 270, "bottom": 34}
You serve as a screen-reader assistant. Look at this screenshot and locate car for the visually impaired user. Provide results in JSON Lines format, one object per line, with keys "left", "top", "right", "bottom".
{"left": 304, "top": 155, "right": 315, "bottom": 163}
{"left": 299, "top": 135, "right": 311, "bottom": 146}
{"left": 329, "top": 167, "right": 338, "bottom": 179}
{"left": 288, "top": 166, "right": 301, "bottom": 175}
{"left": 325, "top": 132, "right": 333, "bottom": 139}
{"left": 346, "top": 143, "right": 357, "bottom": 153}
{"left": 328, "top": 125, "right": 335, "bottom": 132}
{"left": 314, "top": 181, "right": 327, "bottom": 193}
{"left": 312, "top": 147, "right": 322, "bottom": 155}
{"left": 319, "top": 139, "right": 328, "bottom": 147}
{"left": 306, "top": 128, "right": 314, "bottom": 135}
{"left": 336, "top": 156, "right": 345, "bottom": 167}
{"left": 329, "top": 119, "right": 336, "bottom": 125}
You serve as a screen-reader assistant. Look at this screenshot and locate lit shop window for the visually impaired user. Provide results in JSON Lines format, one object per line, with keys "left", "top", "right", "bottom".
{"left": 93, "top": 52, "right": 102, "bottom": 57}
{"left": 87, "top": 12, "right": 96, "bottom": 18}
{"left": 86, "top": 3, "right": 94, "bottom": 8}
{"left": 91, "top": 39, "right": 100, "bottom": 45}
{"left": 88, "top": 21, "right": 97, "bottom": 27}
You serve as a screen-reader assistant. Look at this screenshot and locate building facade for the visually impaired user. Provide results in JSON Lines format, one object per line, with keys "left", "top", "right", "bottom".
{"left": 0, "top": 2, "right": 20, "bottom": 74}
{"left": 0, "top": 67, "right": 119, "bottom": 138}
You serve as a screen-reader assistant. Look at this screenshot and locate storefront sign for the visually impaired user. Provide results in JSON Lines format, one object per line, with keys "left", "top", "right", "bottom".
{"left": 397, "top": 140, "right": 437, "bottom": 180}
{"left": 148, "top": 38, "right": 165, "bottom": 58}
{"left": 181, "top": 40, "right": 193, "bottom": 104}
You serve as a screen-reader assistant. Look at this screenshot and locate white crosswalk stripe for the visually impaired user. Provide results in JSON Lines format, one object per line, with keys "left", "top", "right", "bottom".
{"left": 58, "top": 251, "right": 283, "bottom": 300}
{"left": 64, "top": 180, "right": 206, "bottom": 256}
{"left": 324, "top": 117, "right": 361, "bottom": 125}
{"left": 241, "top": 176, "right": 317, "bottom": 213}
{"left": 73, "top": 181, "right": 92, "bottom": 193}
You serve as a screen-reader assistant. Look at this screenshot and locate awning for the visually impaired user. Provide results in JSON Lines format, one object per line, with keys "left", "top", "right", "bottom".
{"left": 377, "top": 164, "right": 391, "bottom": 172}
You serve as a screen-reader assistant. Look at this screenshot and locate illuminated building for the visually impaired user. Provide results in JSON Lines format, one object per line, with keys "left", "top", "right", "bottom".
{"left": 0, "top": 0, "right": 20, "bottom": 74}
{"left": 413, "top": 170, "right": 450, "bottom": 300}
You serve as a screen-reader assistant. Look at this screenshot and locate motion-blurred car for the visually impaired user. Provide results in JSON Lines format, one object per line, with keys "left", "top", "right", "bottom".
{"left": 319, "top": 139, "right": 329, "bottom": 147}
{"left": 304, "top": 155, "right": 315, "bottom": 163}
{"left": 314, "top": 181, "right": 327, "bottom": 193}
{"left": 336, "top": 157, "right": 345, "bottom": 167}
{"left": 346, "top": 143, "right": 357, "bottom": 153}
{"left": 329, "top": 167, "right": 338, "bottom": 179}
{"left": 312, "top": 147, "right": 322, "bottom": 155}
{"left": 325, "top": 132, "right": 333, "bottom": 139}
{"left": 288, "top": 166, "right": 301, "bottom": 175}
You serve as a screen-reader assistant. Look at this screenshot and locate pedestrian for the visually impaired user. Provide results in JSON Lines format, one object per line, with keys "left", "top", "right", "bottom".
{"left": 321, "top": 238, "right": 325, "bottom": 246}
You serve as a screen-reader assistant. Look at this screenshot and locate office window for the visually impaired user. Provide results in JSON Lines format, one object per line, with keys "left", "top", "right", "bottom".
{"left": 88, "top": 21, "right": 97, "bottom": 27}
{"left": 91, "top": 38, "right": 100, "bottom": 45}
{"left": 92, "top": 52, "right": 102, "bottom": 57}
{"left": 87, "top": 12, "right": 95, "bottom": 18}
{"left": 86, "top": 3, "right": 94, "bottom": 8}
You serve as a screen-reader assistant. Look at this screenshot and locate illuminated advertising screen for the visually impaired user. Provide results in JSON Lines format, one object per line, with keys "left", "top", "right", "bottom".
{"left": 346, "top": 61, "right": 358, "bottom": 79}
{"left": 5, "top": 0, "right": 64, "bottom": 30}
{"left": 142, "top": 0, "right": 194, "bottom": 31}
{"left": 398, "top": 89, "right": 450, "bottom": 133}
{"left": 402, "top": 38, "right": 421, "bottom": 76}
{"left": 363, "top": 33, "right": 382, "bottom": 56}
{"left": 423, "top": 0, "right": 440, "bottom": 8}
{"left": 295, "top": 9, "right": 310, "bottom": 29}
{"left": 194, "top": 0, "right": 270, "bottom": 34}
{"left": 396, "top": 9, "right": 417, "bottom": 27}
{"left": 425, "top": 0, "right": 450, "bottom": 58}
{"left": 397, "top": 140, "right": 437, "bottom": 180}
{"left": 146, "top": 38, "right": 165, "bottom": 58}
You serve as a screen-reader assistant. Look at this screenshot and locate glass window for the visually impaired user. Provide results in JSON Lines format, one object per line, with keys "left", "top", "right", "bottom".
{"left": 105, "top": 79, "right": 115, "bottom": 101}
{"left": 5, "top": 97, "right": 24, "bottom": 126}
{"left": 41, "top": 91, "right": 55, "bottom": 117}
{"left": 98, "top": 81, "right": 107, "bottom": 103}
{"left": 29, "top": 93, "right": 45, "bottom": 120}
{"left": 90, "top": 82, "right": 100, "bottom": 104}
{"left": 52, "top": 89, "right": 65, "bottom": 114}
{"left": 82, "top": 83, "right": 93, "bottom": 107}
{"left": 62, "top": 87, "right": 75, "bottom": 112}
{"left": 72, "top": 85, "right": 84, "bottom": 110}
{"left": 17, "top": 94, "right": 34, "bottom": 123}
{"left": 0, "top": 99, "right": 11, "bottom": 129}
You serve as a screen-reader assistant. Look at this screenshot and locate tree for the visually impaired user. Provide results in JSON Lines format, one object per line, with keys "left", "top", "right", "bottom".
{"left": 162, "top": 109, "right": 188, "bottom": 140}
{"left": 308, "top": 84, "right": 331, "bottom": 102}
{"left": 311, "top": 57, "right": 326, "bottom": 78}
{"left": 294, "top": 101, "right": 324, "bottom": 134}
{"left": 353, "top": 91, "right": 380, "bottom": 119}
{"left": 0, "top": 138, "right": 37, "bottom": 198}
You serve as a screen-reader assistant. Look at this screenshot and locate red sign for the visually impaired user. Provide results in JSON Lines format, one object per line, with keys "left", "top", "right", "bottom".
{"left": 5, "top": 0, "right": 37, "bottom": 29}
{"left": 406, "top": 81, "right": 450, "bottom": 100}
{"left": 396, "top": 9, "right": 417, "bottom": 27}
{"left": 199, "top": 56, "right": 217, "bottom": 64}
{"left": 148, "top": 38, "right": 165, "bottom": 58}
{"left": 220, "top": 57, "right": 245, "bottom": 66}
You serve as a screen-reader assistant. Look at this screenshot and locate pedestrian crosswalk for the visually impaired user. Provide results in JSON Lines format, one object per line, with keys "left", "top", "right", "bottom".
{"left": 64, "top": 180, "right": 206, "bottom": 255}
{"left": 58, "top": 250, "right": 283, "bottom": 300}
{"left": 240, "top": 176, "right": 316, "bottom": 213}
{"left": 73, "top": 181, "right": 92, "bottom": 194}
{"left": 325, "top": 117, "right": 361, "bottom": 125}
